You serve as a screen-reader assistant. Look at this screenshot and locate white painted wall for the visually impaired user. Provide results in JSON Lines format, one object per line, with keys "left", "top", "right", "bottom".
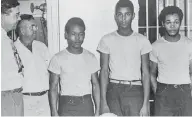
{"left": 58, "top": 0, "right": 139, "bottom": 59}
{"left": 18, "top": 0, "right": 45, "bottom": 17}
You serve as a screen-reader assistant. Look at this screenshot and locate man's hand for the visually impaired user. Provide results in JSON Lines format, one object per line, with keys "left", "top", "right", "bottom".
{"left": 51, "top": 111, "right": 59, "bottom": 116}
{"left": 95, "top": 111, "right": 100, "bottom": 116}
{"left": 100, "top": 102, "right": 110, "bottom": 115}
{"left": 140, "top": 102, "right": 150, "bottom": 116}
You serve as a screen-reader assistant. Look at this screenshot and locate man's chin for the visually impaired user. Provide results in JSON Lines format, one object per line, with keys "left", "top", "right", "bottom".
{"left": 168, "top": 33, "right": 179, "bottom": 37}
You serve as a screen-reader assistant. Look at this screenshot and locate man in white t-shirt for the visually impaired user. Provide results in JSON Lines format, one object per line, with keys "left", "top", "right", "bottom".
{"left": 97, "top": 0, "right": 152, "bottom": 116}
{"left": 150, "top": 6, "right": 192, "bottom": 116}
{"left": 15, "top": 14, "right": 51, "bottom": 116}
{"left": 48, "top": 17, "right": 100, "bottom": 116}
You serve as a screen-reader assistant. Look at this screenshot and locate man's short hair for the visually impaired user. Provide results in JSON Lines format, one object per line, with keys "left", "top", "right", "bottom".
{"left": 115, "top": 0, "right": 134, "bottom": 14}
{"left": 65, "top": 17, "right": 86, "bottom": 33}
{"left": 1, "top": 0, "right": 20, "bottom": 14}
{"left": 159, "top": 6, "right": 183, "bottom": 23}
{"left": 16, "top": 14, "right": 34, "bottom": 37}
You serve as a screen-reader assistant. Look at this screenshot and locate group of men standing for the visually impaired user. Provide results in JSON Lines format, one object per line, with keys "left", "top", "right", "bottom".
{"left": 1, "top": 0, "right": 192, "bottom": 116}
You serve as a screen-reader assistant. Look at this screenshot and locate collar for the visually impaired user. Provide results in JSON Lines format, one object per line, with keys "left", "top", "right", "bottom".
{"left": 1, "top": 27, "right": 7, "bottom": 36}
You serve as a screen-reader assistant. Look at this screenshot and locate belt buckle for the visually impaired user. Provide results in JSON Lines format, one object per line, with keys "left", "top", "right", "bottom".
{"left": 174, "top": 84, "right": 178, "bottom": 88}
{"left": 37, "top": 92, "right": 41, "bottom": 96}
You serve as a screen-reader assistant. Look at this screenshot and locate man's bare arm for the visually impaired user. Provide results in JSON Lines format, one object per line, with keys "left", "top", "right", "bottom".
{"left": 48, "top": 71, "right": 59, "bottom": 116}
{"left": 150, "top": 61, "right": 158, "bottom": 93}
{"left": 91, "top": 72, "right": 100, "bottom": 116}
{"left": 140, "top": 53, "right": 150, "bottom": 116}
{"left": 99, "top": 52, "right": 110, "bottom": 114}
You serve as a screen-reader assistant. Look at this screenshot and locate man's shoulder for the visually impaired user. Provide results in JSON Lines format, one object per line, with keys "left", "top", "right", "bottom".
{"left": 181, "top": 35, "right": 192, "bottom": 44}
{"left": 152, "top": 37, "right": 164, "bottom": 46}
{"left": 132, "top": 32, "right": 149, "bottom": 42}
{"left": 101, "top": 31, "right": 117, "bottom": 40}
{"left": 83, "top": 49, "right": 96, "bottom": 58}
{"left": 33, "top": 40, "right": 47, "bottom": 49}
{"left": 133, "top": 32, "right": 145, "bottom": 37}
{"left": 54, "top": 49, "right": 67, "bottom": 58}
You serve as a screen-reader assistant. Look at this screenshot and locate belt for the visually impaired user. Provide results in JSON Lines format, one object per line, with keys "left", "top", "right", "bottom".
{"left": 158, "top": 82, "right": 190, "bottom": 88}
{"left": 23, "top": 90, "right": 48, "bottom": 96}
{"left": 110, "top": 78, "right": 142, "bottom": 85}
{"left": 2, "top": 87, "right": 23, "bottom": 93}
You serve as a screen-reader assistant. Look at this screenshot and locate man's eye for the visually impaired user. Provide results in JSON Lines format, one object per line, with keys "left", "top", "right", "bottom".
{"left": 79, "top": 33, "right": 84, "bottom": 36}
{"left": 117, "top": 13, "right": 122, "bottom": 17}
{"left": 127, "top": 13, "right": 131, "bottom": 16}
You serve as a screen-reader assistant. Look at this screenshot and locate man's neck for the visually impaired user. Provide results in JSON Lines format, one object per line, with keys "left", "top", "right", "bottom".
{"left": 66, "top": 47, "right": 83, "bottom": 55}
{"left": 20, "top": 37, "right": 33, "bottom": 52}
{"left": 164, "top": 33, "right": 180, "bottom": 42}
{"left": 117, "top": 27, "right": 133, "bottom": 36}
{"left": 1, "top": 23, "right": 10, "bottom": 32}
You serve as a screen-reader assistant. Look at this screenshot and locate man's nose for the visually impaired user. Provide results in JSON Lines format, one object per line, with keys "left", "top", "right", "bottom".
{"left": 170, "top": 22, "right": 176, "bottom": 28}
{"left": 75, "top": 34, "right": 80, "bottom": 40}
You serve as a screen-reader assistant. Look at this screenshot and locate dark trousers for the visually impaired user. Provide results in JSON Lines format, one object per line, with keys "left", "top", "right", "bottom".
{"left": 106, "top": 83, "right": 144, "bottom": 116}
{"left": 58, "top": 94, "right": 94, "bottom": 116}
{"left": 1, "top": 91, "right": 24, "bottom": 116}
{"left": 154, "top": 82, "right": 192, "bottom": 116}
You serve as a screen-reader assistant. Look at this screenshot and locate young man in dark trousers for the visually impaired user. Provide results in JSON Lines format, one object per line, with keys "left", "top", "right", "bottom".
{"left": 150, "top": 6, "right": 192, "bottom": 116}
{"left": 97, "top": 0, "right": 152, "bottom": 116}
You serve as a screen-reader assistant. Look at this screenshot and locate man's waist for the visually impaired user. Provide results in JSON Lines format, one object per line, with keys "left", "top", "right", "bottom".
{"left": 157, "top": 82, "right": 190, "bottom": 88}
{"left": 109, "top": 78, "right": 142, "bottom": 85}
{"left": 1, "top": 87, "right": 23, "bottom": 93}
{"left": 23, "top": 90, "right": 48, "bottom": 96}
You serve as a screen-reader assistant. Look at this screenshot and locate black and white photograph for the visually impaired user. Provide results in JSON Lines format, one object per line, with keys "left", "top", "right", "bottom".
{"left": 1, "top": 0, "right": 192, "bottom": 116}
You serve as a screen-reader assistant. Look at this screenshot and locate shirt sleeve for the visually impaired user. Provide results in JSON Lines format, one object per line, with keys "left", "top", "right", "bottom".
{"left": 150, "top": 45, "right": 158, "bottom": 63}
{"left": 97, "top": 36, "right": 110, "bottom": 54}
{"left": 48, "top": 55, "right": 61, "bottom": 74}
{"left": 140, "top": 37, "right": 152, "bottom": 55}
{"left": 91, "top": 55, "right": 100, "bottom": 74}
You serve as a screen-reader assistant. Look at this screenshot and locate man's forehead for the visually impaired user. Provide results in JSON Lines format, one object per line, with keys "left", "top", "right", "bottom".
{"left": 20, "top": 20, "right": 35, "bottom": 27}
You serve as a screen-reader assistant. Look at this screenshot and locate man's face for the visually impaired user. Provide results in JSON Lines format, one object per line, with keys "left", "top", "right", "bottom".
{"left": 66, "top": 24, "right": 85, "bottom": 49}
{"left": 162, "top": 13, "right": 181, "bottom": 37}
{"left": 21, "top": 20, "right": 38, "bottom": 43}
{"left": 115, "top": 7, "right": 134, "bottom": 29}
{"left": 2, "top": 6, "right": 20, "bottom": 31}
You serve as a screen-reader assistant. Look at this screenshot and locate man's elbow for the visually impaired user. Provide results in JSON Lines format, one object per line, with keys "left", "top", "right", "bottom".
{"left": 142, "top": 72, "right": 150, "bottom": 81}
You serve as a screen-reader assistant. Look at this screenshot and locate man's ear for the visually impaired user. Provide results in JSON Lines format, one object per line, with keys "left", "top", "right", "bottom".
{"left": 64, "top": 32, "right": 68, "bottom": 40}
{"left": 20, "top": 28, "right": 25, "bottom": 35}
{"left": 132, "top": 12, "right": 135, "bottom": 20}
{"left": 161, "top": 21, "right": 165, "bottom": 27}
{"left": 114, "top": 13, "right": 117, "bottom": 22}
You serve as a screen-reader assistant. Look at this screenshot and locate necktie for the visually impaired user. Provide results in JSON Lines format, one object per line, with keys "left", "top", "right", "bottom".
{"left": 10, "top": 40, "right": 24, "bottom": 77}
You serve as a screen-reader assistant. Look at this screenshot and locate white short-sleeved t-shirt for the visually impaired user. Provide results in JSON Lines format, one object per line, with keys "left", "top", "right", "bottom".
{"left": 48, "top": 48, "right": 100, "bottom": 96}
{"left": 150, "top": 36, "right": 192, "bottom": 84}
{"left": 97, "top": 31, "right": 152, "bottom": 81}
